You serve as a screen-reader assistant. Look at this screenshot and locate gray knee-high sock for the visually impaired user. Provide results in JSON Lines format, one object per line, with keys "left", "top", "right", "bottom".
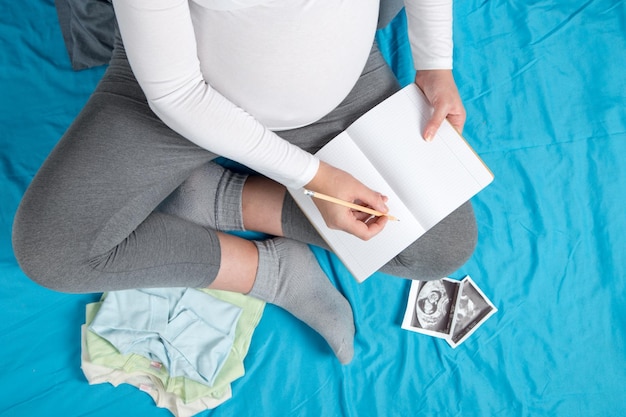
{"left": 158, "top": 161, "right": 246, "bottom": 231}
{"left": 248, "top": 237, "right": 355, "bottom": 364}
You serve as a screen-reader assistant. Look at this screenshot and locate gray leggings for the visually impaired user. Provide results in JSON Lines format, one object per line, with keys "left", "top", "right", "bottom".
{"left": 12, "top": 33, "right": 477, "bottom": 293}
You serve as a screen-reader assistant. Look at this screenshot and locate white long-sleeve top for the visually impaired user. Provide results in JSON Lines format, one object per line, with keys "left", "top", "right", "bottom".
{"left": 111, "top": 0, "right": 452, "bottom": 189}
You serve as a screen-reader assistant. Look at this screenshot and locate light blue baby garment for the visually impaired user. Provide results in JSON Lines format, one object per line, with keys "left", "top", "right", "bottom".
{"left": 89, "top": 288, "right": 242, "bottom": 386}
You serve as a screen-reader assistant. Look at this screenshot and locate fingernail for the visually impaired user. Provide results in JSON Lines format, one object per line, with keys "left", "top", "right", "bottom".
{"left": 424, "top": 131, "right": 433, "bottom": 142}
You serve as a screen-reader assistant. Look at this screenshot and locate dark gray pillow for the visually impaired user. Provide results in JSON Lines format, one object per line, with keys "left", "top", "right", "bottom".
{"left": 55, "top": 0, "right": 115, "bottom": 70}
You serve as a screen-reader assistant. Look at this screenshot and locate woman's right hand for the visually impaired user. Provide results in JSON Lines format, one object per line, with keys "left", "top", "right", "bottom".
{"left": 304, "top": 162, "right": 390, "bottom": 240}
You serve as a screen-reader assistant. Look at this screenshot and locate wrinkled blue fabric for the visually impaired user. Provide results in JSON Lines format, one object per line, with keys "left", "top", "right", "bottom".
{"left": 88, "top": 288, "right": 242, "bottom": 386}
{"left": 3, "top": 1, "right": 626, "bottom": 416}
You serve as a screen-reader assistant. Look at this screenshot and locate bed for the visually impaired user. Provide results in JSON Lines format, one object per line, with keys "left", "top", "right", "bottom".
{"left": 1, "top": 1, "right": 625, "bottom": 416}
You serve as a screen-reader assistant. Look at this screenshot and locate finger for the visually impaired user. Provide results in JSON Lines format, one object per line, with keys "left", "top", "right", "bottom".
{"left": 353, "top": 211, "right": 373, "bottom": 222}
{"left": 348, "top": 213, "right": 388, "bottom": 240}
{"left": 362, "top": 215, "right": 388, "bottom": 240}
{"left": 357, "top": 191, "right": 389, "bottom": 215}
{"left": 446, "top": 112, "right": 466, "bottom": 134}
{"left": 366, "top": 215, "right": 388, "bottom": 232}
{"left": 423, "top": 106, "right": 448, "bottom": 142}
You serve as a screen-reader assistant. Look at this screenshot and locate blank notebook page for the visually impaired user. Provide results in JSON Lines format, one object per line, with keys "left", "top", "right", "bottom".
{"left": 290, "top": 131, "right": 425, "bottom": 281}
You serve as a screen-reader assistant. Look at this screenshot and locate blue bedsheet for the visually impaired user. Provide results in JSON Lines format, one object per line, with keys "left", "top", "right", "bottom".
{"left": 1, "top": 1, "right": 625, "bottom": 416}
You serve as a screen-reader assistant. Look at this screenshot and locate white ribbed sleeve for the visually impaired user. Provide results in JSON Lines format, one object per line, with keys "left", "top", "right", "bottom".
{"left": 404, "top": 0, "right": 454, "bottom": 69}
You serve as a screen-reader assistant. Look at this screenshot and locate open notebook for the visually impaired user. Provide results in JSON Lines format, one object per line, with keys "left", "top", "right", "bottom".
{"left": 288, "top": 84, "right": 494, "bottom": 282}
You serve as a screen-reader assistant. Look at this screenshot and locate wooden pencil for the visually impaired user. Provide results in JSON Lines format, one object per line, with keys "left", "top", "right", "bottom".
{"left": 303, "top": 189, "right": 399, "bottom": 221}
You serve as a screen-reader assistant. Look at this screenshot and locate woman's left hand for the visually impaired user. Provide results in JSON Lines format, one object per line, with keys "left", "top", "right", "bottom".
{"left": 414, "top": 69, "right": 466, "bottom": 141}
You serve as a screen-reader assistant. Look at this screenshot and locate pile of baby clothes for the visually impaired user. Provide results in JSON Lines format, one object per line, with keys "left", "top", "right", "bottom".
{"left": 81, "top": 287, "right": 265, "bottom": 417}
